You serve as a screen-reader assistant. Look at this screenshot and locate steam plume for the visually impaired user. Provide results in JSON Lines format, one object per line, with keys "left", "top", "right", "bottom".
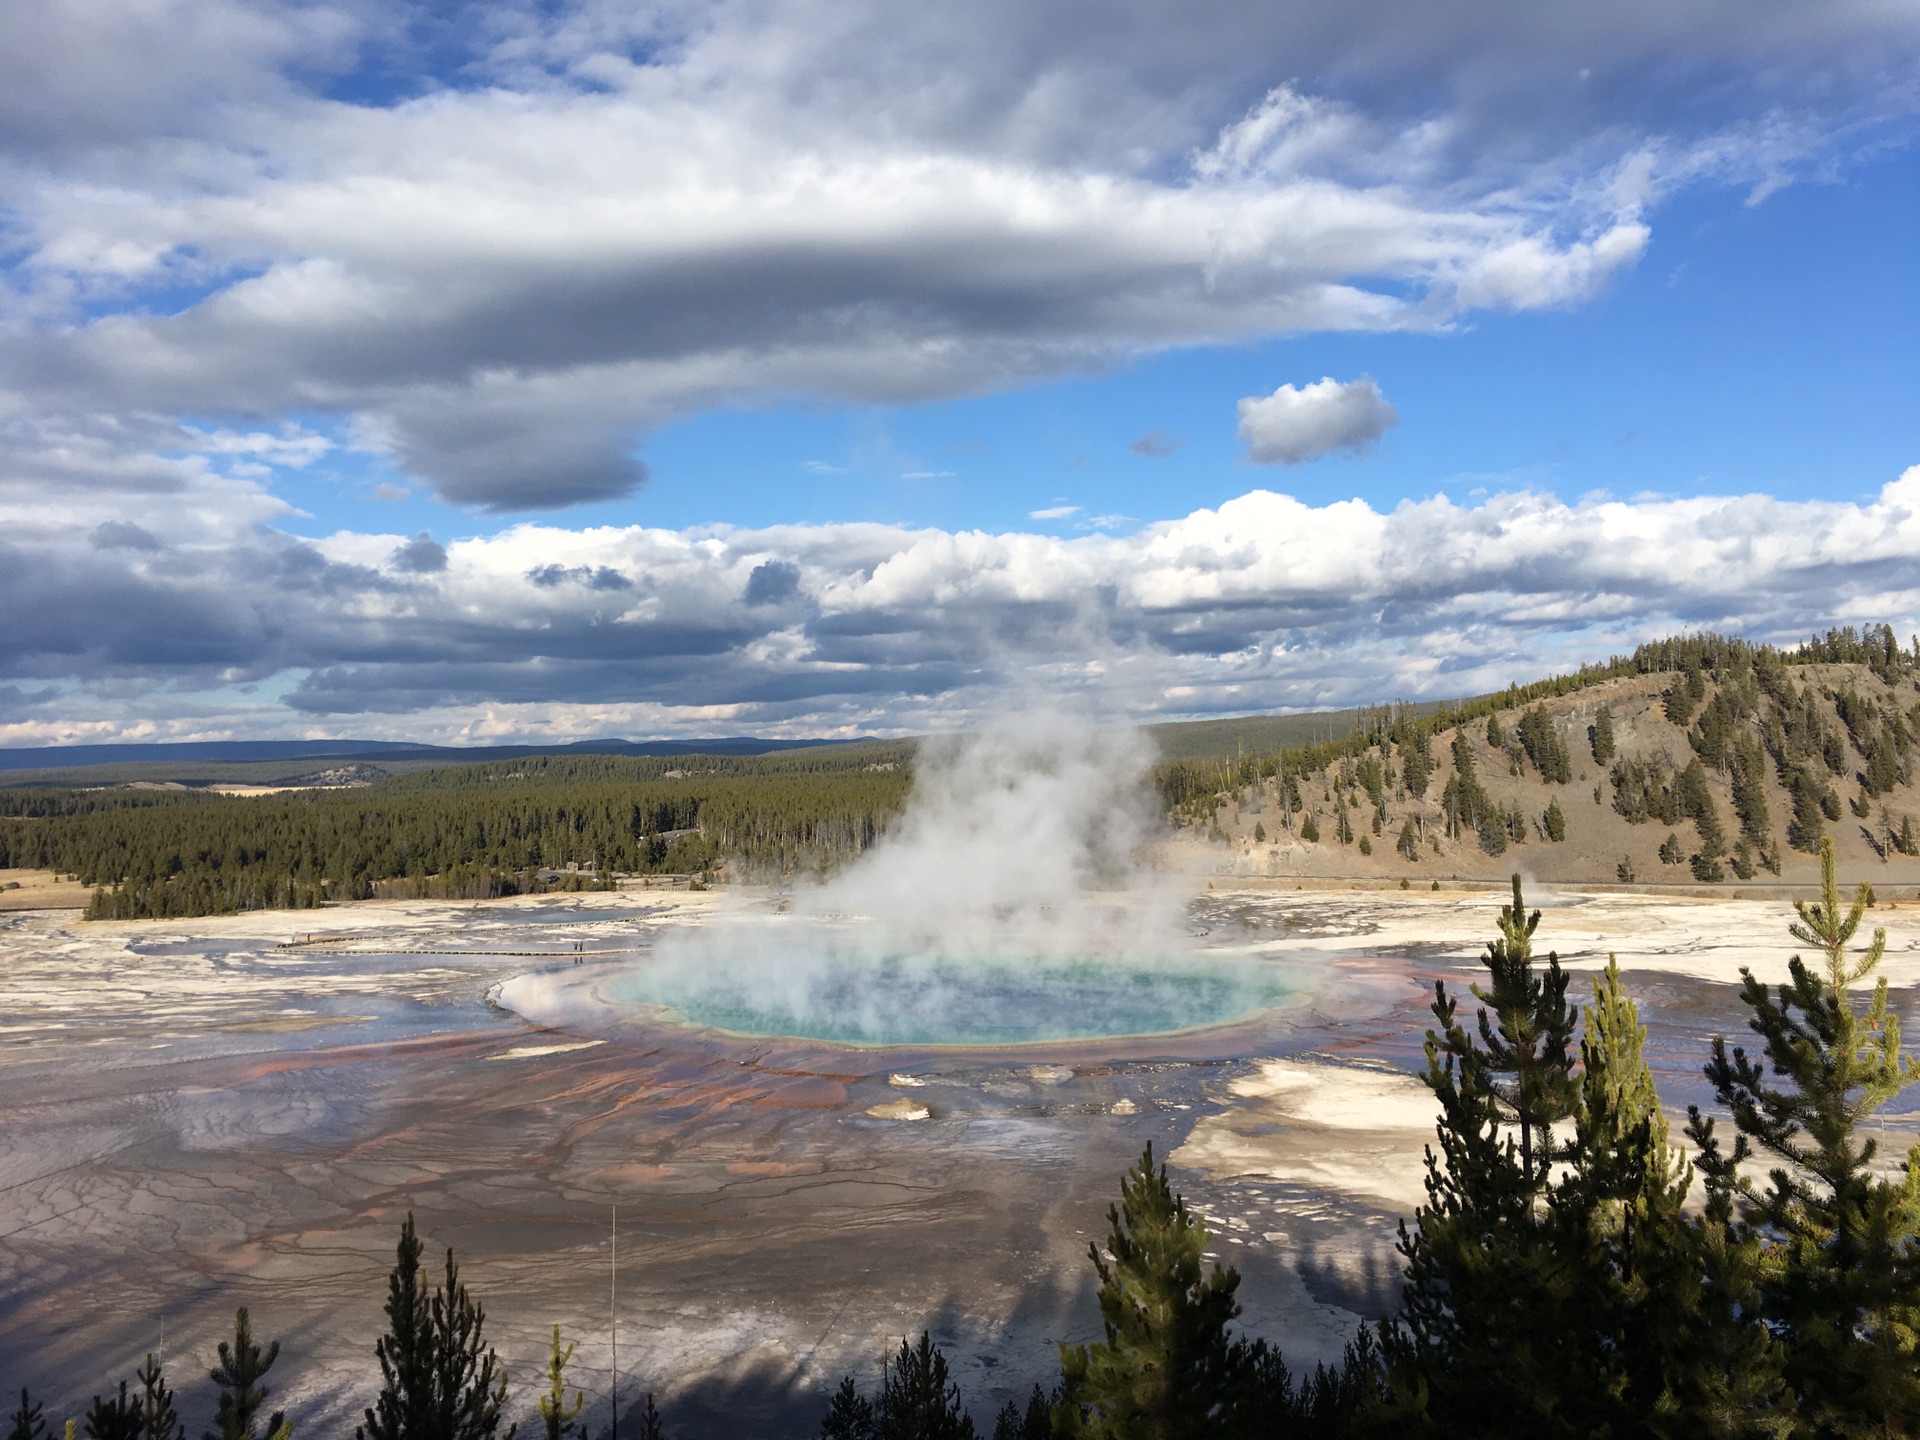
{"left": 629, "top": 710, "right": 1221, "bottom": 1044}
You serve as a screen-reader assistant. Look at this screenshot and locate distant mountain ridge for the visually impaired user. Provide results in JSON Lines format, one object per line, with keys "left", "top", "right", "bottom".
{"left": 0, "top": 735, "right": 878, "bottom": 774}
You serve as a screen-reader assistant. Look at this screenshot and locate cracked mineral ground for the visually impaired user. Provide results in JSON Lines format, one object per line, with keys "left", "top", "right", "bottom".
{"left": 4, "top": 884, "right": 1918, "bottom": 1437}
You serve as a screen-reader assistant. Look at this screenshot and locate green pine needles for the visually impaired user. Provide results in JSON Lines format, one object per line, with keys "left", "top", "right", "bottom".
{"left": 8, "top": 1391, "right": 46, "bottom": 1440}
{"left": 207, "top": 1310, "right": 290, "bottom": 1440}
{"left": 1693, "top": 835, "right": 1920, "bottom": 1436}
{"left": 359, "top": 1214, "right": 515, "bottom": 1440}
{"left": 1384, "top": 877, "right": 1585, "bottom": 1437}
{"left": 1057, "top": 1145, "right": 1250, "bottom": 1440}
{"left": 1381, "top": 854, "right": 1920, "bottom": 1437}
{"left": 535, "top": 1330, "right": 583, "bottom": 1440}
{"left": 879, "top": 1335, "right": 974, "bottom": 1440}
{"left": 817, "top": 1334, "right": 975, "bottom": 1440}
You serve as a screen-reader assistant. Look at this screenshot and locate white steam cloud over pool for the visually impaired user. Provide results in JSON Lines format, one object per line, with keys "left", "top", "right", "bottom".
{"left": 612, "top": 711, "right": 1296, "bottom": 1046}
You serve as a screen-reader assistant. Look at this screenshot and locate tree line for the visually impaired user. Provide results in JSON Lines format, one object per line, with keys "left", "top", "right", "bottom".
{"left": 16, "top": 840, "right": 1917, "bottom": 1437}
{"left": 0, "top": 749, "right": 914, "bottom": 921}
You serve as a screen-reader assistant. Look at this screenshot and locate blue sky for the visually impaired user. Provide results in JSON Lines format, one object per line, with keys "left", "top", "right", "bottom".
{"left": 290, "top": 139, "right": 1920, "bottom": 542}
{"left": 4, "top": 0, "right": 1920, "bottom": 743}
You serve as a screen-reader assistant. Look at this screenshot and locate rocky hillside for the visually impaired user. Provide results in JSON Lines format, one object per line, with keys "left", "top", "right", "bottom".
{"left": 1182, "top": 636, "right": 1920, "bottom": 889}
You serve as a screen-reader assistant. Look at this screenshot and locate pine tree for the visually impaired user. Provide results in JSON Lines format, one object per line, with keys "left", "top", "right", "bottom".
{"left": 1730, "top": 738, "right": 1772, "bottom": 851}
{"left": 138, "top": 1356, "right": 184, "bottom": 1440}
{"left": 822, "top": 1377, "right": 877, "bottom": 1440}
{"left": 1057, "top": 1145, "right": 1251, "bottom": 1440}
{"left": 428, "top": 1245, "right": 513, "bottom": 1440}
{"left": 359, "top": 1214, "right": 513, "bottom": 1440}
{"left": 1400, "top": 732, "right": 1435, "bottom": 798}
{"left": 1382, "top": 877, "right": 1584, "bottom": 1438}
{"left": 1543, "top": 798, "right": 1566, "bottom": 842}
{"left": 1787, "top": 769, "right": 1828, "bottom": 853}
{"left": 8, "top": 1391, "right": 46, "bottom": 1440}
{"left": 1396, "top": 817, "right": 1419, "bottom": 861}
{"left": 1701, "top": 836, "right": 1920, "bottom": 1434}
{"left": 361, "top": 1215, "right": 434, "bottom": 1440}
{"left": 879, "top": 1335, "right": 974, "bottom": 1440}
{"left": 1554, "top": 958, "right": 1716, "bottom": 1432}
{"left": 1665, "top": 666, "right": 1706, "bottom": 726}
{"left": 1589, "top": 705, "right": 1616, "bottom": 765}
{"left": 1674, "top": 1110, "right": 1790, "bottom": 1436}
{"left": 1443, "top": 733, "right": 1493, "bottom": 844}
{"left": 990, "top": 1387, "right": 1052, "bottom": 1440}
{"left": 1473, "top": 878, "right": 1580, "bottom": 1188}
{"left": 1516, "top": 706, "right": 1571, "bottom": 784}
{"left": 1285, "top": 1328, "right": 1386, "bottom": 1440}
{"left": 625, "top": 1395, "right": 664, "bottom": 1440}
{"left": 82, "top": 1385, "right": 140, "bottom": 1440}
{"left": 536, "top": 1329, "right": 584, "bottom": 1440}
{"left": 1300, "top": 812, "right": 1319, "bottom": 844}
{"left": 206, "top": 1309, "right": 291, "bottom": 1440}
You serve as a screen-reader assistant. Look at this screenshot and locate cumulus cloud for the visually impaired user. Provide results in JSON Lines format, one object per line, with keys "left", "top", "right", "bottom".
{"left": 390, "top": 532, "right": 448, "bottom": 573}
{"left": 1238, "top": 377, "right": 1399, "bottom": 464}
{"left": 2, "top": 0, "right": 1913, "bottom": 509}
{"left": 528, "top": 563, "right": 633, "bottom": 591}
{"left": 8, "top": 467, "right": 1920, "bottom": 743}
{"left": 90, "top": 520, "right": 161, "bottom": 551}
{"left": 743, "top": 560, "right": 804, "bottom": 607}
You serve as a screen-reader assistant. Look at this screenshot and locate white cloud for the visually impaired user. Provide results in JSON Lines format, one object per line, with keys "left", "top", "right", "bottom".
{"left": 1030, "top": 505, "right": 1079, "bottom": 520}
{"left": 1237, "top": 376, "right": 1399, "bottom": 464}
{"left": 184, "top": 425, "right": 333, "bottom": 469}
{"left": 9, "top": 464, "right": 1920, "bottom": 740}
{"left": 2, "top": 0, "right": 1912, "bottom": 509}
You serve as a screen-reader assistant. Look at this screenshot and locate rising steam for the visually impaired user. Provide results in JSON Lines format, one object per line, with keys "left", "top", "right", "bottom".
{"left": 619, "top": 711, "right": 1249, "bottom": 1046}
{"left": 799, "top": 709, "right": 1183, "bottom": 958}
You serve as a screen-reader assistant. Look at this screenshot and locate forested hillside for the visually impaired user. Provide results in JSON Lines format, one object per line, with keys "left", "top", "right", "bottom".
{"left": 6, "top": 627, "right": 1915, "bottom": 918}
{"left": 1165, "top": 625, "right": 1920, "bottom": 887}
{"left": 0, "top": 746, "right": 914, "bottom": 919}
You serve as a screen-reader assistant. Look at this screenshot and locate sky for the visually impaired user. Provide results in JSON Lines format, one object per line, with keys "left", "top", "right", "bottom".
{"left": 3, "top": 0, "right": 1919, "bottom": 745}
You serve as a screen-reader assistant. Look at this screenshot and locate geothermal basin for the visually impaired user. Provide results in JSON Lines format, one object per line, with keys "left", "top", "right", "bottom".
{"left": 4, "top": 883, "right": 1919, "bottom": 1440}
{"left": 578, "top": 938, "right": 1303, "bottom": 1048}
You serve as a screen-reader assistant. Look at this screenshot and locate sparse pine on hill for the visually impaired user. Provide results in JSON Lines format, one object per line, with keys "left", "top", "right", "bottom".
{"left": 1169, "top": 625, "right": 1920, "bottom": 887}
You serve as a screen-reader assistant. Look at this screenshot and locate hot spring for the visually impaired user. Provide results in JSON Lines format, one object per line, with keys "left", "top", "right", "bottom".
{"left": 567, "top": 713, "right": 1311, "bottom": 1050}
{"left": 604, "top": 941, "right": 1299, "bottom": 1047}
